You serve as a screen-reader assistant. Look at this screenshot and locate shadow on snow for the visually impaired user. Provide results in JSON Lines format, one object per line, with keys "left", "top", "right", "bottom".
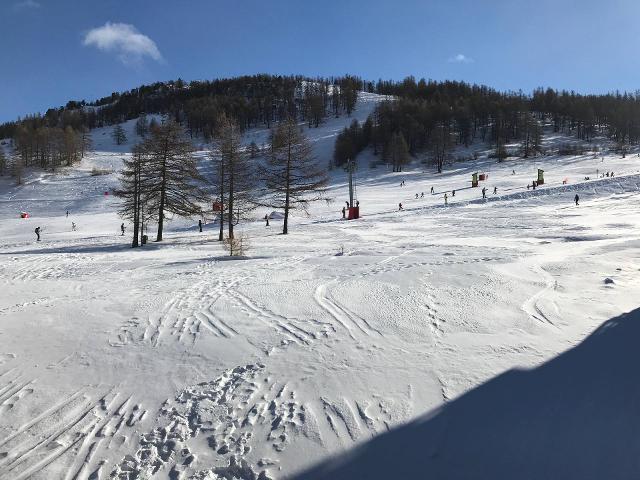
{"left": 293, "top": 307, "right": 640, "bottom": 480}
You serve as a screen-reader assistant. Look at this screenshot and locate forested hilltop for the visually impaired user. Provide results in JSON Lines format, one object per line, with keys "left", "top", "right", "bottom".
{"left": 3, "top": 73, "right": 640, "bottom": 176}
{"left": 0, "top": 74, "right": 363, "bottom": 173}
{"left": 334, "top": 77, "right": 640, "bottom": 171}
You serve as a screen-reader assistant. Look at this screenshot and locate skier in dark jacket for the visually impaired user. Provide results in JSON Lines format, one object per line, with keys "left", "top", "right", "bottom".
{"left": 121, "top": 223, "right": 126, "bottom": 235}
{"left": 398, "top": 203, "right": 404, "bottom": 211}
{"left": 482, "top": 187, "right": 487, "bottom": 198}
{"left": 198, "top": 219, "right": 202, "bottom": 232}
{"left": 342, "top": 206, "right": 346, "bottom": 219}
{"left": 35, "top": 227, "right": 41, "bottom": 242}
{"left": 574, "top": 194, "right": 579, "bottom": 206}
{"left": 265, "top": 214, "right": 270, "bottom": 227}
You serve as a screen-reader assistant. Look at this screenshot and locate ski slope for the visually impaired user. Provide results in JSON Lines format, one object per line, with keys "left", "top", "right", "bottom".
{"left": 1, "top": 93, "right": 640, "bottom": 479}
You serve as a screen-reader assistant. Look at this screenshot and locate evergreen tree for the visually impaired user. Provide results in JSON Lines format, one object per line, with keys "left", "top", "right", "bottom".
{"left": 386, "top": 132, "right": 410, "bottom": 172}
{"left": 0, "top": 149, "right": 6, "bottom": 176}
{"left": 260, "top": 118, "right": 328, "bottom": 235}
{"left": 81, "top": 127, "right": 92, "bottom": 159}
{"left": 115, "top": 146, "right": 148, "bottom": 247}
{"left": 139, "top": 121, "right": 206, "bottom": 241}
{"left": 135, "top": 115, "right": 149, "bottom": 137}
{"left": 112, "top": 125, "right": 127, "bottom": 145}
{"left": 12, "top": 148, "right": 24, "bottom": 185}
{"left": 431, "top": 125, "right": 451, "bottom": 173}
{"left": 212, "top": 114, "right": 255, "bottom": 241}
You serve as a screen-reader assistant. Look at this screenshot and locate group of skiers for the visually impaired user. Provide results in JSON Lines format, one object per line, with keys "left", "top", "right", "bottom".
{"left": 31, "top": 167, "right": 595, "bottom": 243}
{"left": 393, "top": 170, "right": 589, "bottom": 212}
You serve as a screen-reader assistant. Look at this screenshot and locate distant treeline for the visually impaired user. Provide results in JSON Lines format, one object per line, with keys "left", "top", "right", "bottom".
{"left": 4, "top": 74, "right": 640, "bottom": 175}
{"left": 0, "top": 74, "right": 365, "bottom": 142}
{"left": 334, "top": 77, "right": 640, "bottom": 171}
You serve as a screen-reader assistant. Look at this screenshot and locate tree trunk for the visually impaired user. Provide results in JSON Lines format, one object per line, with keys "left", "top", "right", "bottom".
{"left": 132, "top": 177, "right": 139, "bottom": 248}
{"left": 157, "top": 157, "right": 167, "bottom": 242}
{"left": 228, "top": 160, "right": 235, "bottom": 240}
{"left": 218, "top": 161, "right": 225, "bottom": 241}
{"left": 283, "top": 142, "right": 292, "bottom": 235}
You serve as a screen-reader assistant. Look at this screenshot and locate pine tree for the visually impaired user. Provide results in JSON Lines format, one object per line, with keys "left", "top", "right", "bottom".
{"left": 81, "top": 127, "right": 92, "bottom": 159}
{"left": 139, "top": 121, "right": 206, "bottom": 241}
{"left": 260, "top": 118, "right": 328, "bottom": 235}
{"left": 431, "top": 125, "right": 451, "bottom": 173}
{"left": 212, "top": 113, "right": 255, "bottom": 241}
{"left": 0, "top": 148, "right": 6, "bottom": 176}
{"left": 112, "top": 125, "right": 127, "bottom": 145}
{"left": 135, "top": 115, "right": 149, "bottom": 137}
{"left": 12, "top": 148, "right": 24, "bottom": 185}
{"left": 115, "top": 146, "right": 148, "bottom": 247}
{"left": 63, "top": 126, "right": 80, "bottom": 166}
{"left": 387, "top": 131, "right": 410, "bottom": 172}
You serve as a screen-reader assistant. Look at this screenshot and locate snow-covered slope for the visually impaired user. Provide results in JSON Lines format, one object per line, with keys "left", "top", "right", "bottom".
{"left": 1, "top": 93, "right": 640, "bottom": 479}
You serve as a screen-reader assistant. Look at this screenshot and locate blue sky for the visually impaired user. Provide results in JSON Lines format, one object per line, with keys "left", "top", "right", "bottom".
{"left": 1, "top": 0, "right": 639, "bottom": 123}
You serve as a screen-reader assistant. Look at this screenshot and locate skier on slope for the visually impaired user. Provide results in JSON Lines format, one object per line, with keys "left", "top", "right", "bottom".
{"left": 121, "top": 223, "right": 126, "bottom": 236}
{"left": 430, "top": 186, "right": 434, "bottom": 194}
{"left": 71, "top": 222, "right": 76, "bottom": 231}
{"left": 342, "top": 206, "right": 346, "bottom": 219}
{"left": 264, "top": 214, "right": 270, "bottom": 227}
{"left": 398, "top": 203, "right": 404, "bottom": 211}
{"left": 198, "top": 219, "right": 202, "bottom": 232}
{"left": 482, "top": 187, "right": 487, "bottom": 198}
{"left": 493, "top": 186, "right": 497, "bottom": 194}
{"left": 574, "top": 194, "right": 580, "bottom": 206}
{"left": 444, "top": 193, "right": 448, "bottom": 206}
{"left": 35, "top": 227, "right": 41, "bottom": 242}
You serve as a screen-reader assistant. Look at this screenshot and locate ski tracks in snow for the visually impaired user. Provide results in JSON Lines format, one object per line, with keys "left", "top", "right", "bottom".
{"left": 522, "top": 263, "right": 560, "bottom": 328}
{"left": 313, "top": 281, "right": 383, "bottom": 340}
{"left": 0, "top": 371, "right": 147, "bottom": 480}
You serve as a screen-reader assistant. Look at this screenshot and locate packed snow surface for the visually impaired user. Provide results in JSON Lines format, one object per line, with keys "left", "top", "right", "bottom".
{"left": 1, "top": 93, "right": 640, "bottom": 479}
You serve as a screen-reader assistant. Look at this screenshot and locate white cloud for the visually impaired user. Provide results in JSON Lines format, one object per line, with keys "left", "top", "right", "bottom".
{"left": 13, "top": 0, "right": 41, "bottom": 10}
{"left": 83, "top": 22, "right": 163, "bottom": 65}
{"left": 448, "top": 53, "right": 474, "bottom": 64}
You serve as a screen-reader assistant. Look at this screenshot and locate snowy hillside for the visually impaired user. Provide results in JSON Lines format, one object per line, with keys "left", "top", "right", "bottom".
{"left": 1, "top": 92, "right": 640, "bottom": 479}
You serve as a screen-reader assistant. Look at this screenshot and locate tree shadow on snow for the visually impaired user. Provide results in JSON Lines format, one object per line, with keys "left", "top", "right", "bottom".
{"left": 293, "top": 307, "right": 640, "bottom": 480}
{"left": 0, "top": 242, "right": 135, "bottom": 256}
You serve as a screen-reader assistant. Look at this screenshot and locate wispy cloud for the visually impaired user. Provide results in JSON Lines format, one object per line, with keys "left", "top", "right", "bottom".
{"left": 448, "top": 53, "right": 474, "bottom": 64}
{"left": 13, "top": 0, "right": 41, "bottom": 11}
{"left": 83, "top": 22, "right": 163, "bottom": 65}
